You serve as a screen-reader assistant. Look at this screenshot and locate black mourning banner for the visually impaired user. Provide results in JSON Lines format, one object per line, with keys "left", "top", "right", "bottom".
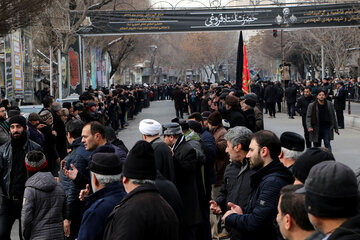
{"left": 72, "top": 3, "right": 360, "bottom": 35}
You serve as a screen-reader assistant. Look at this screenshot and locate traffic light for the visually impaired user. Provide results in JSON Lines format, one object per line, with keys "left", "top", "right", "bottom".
{"left": 273, "top": 29, "right": 278, "bottom": 38}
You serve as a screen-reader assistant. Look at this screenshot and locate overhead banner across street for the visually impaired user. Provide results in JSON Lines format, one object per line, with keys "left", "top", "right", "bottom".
{"left": 71, "top": 3, "right": 360, "bottom": 36}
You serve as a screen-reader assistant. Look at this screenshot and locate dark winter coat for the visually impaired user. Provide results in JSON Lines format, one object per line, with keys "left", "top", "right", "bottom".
{"left": 77, "top": 182, "right": 126, "bottom": 240}
{"left": 243, "top": 109, "right": 256, "bottom": 132}
{"left": 151, "top": 137, "right": 176, "bottom": 183}
{"left": 264, "top": 85, "right": 277, "bottom": 103}
{"left": 275, "top": 85, "right": 284, "bottom": 102}
{"left": 285, "top": 86, "right": 297, "bottom": 104}
{"left": 38, "top": 124, "right": 59, "bottom": 176}
{"left": 333, "top": 86, "right": 347, "bottom": 110}
{"left": 306, "top": 100, "right": 338, "bottom": 142}
{"left": 21, "top": 172, "right": 66, "bottom": 240}
{"left": 296, "top": 95, "right": 314, "bottom": 118}
{"left": 224, "top": 105, "right": 249, "bottom": 129}
{"left": 216, "top": 159, "right": 255, "bottom": 240}
{"left": 27, "top": 123, "right": 45, "bottom": 147}
{"left": 0, "top": 137, "right": 41, "bottom": 199}
{"left": 172, "top": 88, "right": 185, "bottom": 109}
{"left": 110, "top": 138, "right": 129, "bottom": 154}
{"left": 52, "top": 112, "right": 67, "bottom": 159}
{"left": 200, "top": 128, "right": 216, "bottom": 200}
{"left": 59, "top": 137, "right": 91, "bottom": 221}
{"left": 103, "top": 184, "right": 179, "bottom": 240}
{"left": 173, "top": 135, "right": 204, "bottom": 227}
{"left": 328, "top": 215, "right": 360, "bottom": 240}
{"left": 155, "top": 173, "right": 186, "bottom": 240}
{"left": 225, "top": 158, "right": 294, "bottom": 240}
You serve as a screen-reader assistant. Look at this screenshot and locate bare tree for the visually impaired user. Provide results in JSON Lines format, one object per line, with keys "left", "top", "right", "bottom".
{"left": 0, "top": 0, "right": 51, "bottom": 36}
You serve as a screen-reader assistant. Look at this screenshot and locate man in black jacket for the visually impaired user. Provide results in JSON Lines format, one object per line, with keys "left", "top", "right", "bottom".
{"left": 223, "top": 95, "right": 248, "bottom": 128}
{"left": 285, "top": 83, "right": 297, "bottom": 119}
{"left": 210, "top": 126, "right": 254, "bottom": 240}
{"left": 264, "top": 82, "right": 277, "bottom": 118}
{"left": 139, "top": 119, "right": 175, "bottom": 182}
{"left": 333, "top": 81, "right": 347, "bottom": 129}
{"left": 295, "top": 87, "right": 314, "bottom": 148}
{"left": 222, "top": 130, "right": 294, "bottom": 240}
{"left": 103, "top": 141, "right": 179, "bottom": 240}
{"left": 163, "top": 123, "right": 205, "bottom": 240}
{"left": 0, "top": 116, "right": 42, "bottom": 239}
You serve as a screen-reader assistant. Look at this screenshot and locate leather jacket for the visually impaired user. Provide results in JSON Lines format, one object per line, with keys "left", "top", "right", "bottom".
{"left": 0, "top": 136, "right": 41, "bottom": 199}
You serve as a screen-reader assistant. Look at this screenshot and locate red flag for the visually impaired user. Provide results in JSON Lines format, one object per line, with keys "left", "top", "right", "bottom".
{"left": 242, "top": 44, "right": 250, "bottom": 94}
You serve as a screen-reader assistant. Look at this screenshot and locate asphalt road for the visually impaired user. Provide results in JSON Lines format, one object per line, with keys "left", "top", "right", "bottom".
{"left": 11, "top": 99, "right": 360, "bottom": 239}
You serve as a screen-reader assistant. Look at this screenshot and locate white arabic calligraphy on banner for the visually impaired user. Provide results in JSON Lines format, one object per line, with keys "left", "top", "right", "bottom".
{"left": 205, "top": 13, "right": 258, "bottom": 27}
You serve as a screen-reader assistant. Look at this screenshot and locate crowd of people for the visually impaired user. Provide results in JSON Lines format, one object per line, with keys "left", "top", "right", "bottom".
{"left": 0, "top": 79, "right": 359, "bottom": 240}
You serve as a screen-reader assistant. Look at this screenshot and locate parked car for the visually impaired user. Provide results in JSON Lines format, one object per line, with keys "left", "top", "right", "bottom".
{"left": 56, "top": 96, "right": 80, "bottom": 106}
{"left": 19, "top": 105, "right": 43, "bottom": 119}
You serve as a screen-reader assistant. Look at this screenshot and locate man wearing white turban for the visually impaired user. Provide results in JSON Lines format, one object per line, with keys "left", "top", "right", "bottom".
{"left": 139, "top": 119, "right": 175, "bottom": 182}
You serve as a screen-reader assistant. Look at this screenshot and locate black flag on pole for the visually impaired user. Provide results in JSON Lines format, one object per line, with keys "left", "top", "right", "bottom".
{"left": 236, "top": 31, "right": 243, "bottom": 89}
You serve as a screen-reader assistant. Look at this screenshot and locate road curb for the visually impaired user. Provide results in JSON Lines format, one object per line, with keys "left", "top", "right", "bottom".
{"left": 344, "top": 114, "right": 360, "bottom": 130}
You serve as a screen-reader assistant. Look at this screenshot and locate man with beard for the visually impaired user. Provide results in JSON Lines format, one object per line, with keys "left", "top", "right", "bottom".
{"left": 0, "top": 104, "right": 10, "bottom": 146}
{"left": 0, "top": 115, "right": 42, "bottom": 239}
{"left": 162, "top": 123, "right": 204, "bottom": 240}
{"left": 296, "top": 87, "right": 314, "bottom": 148}
{"left": 306, "top": 89, "right": 338, "bottom": 151}
{"left": 221, "top": 130, "right": 294, "bottom": 240}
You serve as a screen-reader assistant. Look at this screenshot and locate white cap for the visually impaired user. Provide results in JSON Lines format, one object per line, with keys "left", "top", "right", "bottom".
{"left": 139, "top": 119, "right": 162, "bottom": 136}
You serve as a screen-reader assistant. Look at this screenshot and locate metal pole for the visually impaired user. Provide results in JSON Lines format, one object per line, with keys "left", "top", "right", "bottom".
{"left": 49, "top": 46, "right": 53, "bottom": 96}
{"left": 281, "top": 30, "right": 286, "bottom": 113}
{"left": 321, "top": 45, "right": 325, "bottom": 80}
{"left": 78, "top": 35, "right": 84, "bottom": 92}
{"left": 58, "top": 49, "right": 62, "bottom": 99}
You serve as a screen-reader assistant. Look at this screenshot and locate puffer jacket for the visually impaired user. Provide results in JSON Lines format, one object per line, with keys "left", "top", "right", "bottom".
{"left": 225, "top": 158, "right": 294, "bottom": 240}
{"left": 59, "top": 137, "right": 91, "bottom": 221}
{"left": 77, "top": 182, "right": 126, "bottom": 240}
{"left": 0, "top": 137, "right": 41, "bottom": 198}
{"left": 21, "top": 172, "right": 66, "bottom": 240}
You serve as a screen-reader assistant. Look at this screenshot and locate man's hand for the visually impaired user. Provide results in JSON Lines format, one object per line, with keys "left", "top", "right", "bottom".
{"left": 209, "top": 200, "right": 222, "bottom": 215}
{"left": 335, "top": 129, "right": 339, "bottom": 135}
{"left": 308, "top": 128, "right": 313, "bottom": 132}
{"left": 60, "top": 160, "right": 66, "bottom": 170}
{"left": 37, "top": 123, "right": 47, "bottom": 129}
{"left": 221, "top": 202, "right": 243, "bottom": 223}
{"left": 79, "top": 184, "right": 90, "bottom": 201}
{"left": 64, "top": 164, "right": 78, "bottom": 181}
{"left": 64, "top": 219, "right": 71, "bottom": 237}
{"left": 228, "top": 202, "right": 243, "bottom": 215}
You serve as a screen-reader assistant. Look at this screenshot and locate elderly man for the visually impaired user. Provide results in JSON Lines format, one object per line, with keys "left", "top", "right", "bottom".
{"left": 297, "top": 161, "right": 360, "bottom": 240}
{"left": 77, "top": 153, "right": 126, "bottom": 240}
{"left": 103, "top": 141, "right": 179, "bottom": 240}
{"left": 279, "top": 131, "right": 305, "bottom": 171}
{"left": 139, "top": 119, "right": 175, "bottom": 182}
{"left": 222, "top": 130, "right": 294, "bottom": 240}
{"left": 0, "top": 116, "right": 41, "bottom": 239}
{"left": 210, "top": 126, "right": 254, "bottom": 240}
{"left": 162, "top": 123, "right": 204, "bottom": 240}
